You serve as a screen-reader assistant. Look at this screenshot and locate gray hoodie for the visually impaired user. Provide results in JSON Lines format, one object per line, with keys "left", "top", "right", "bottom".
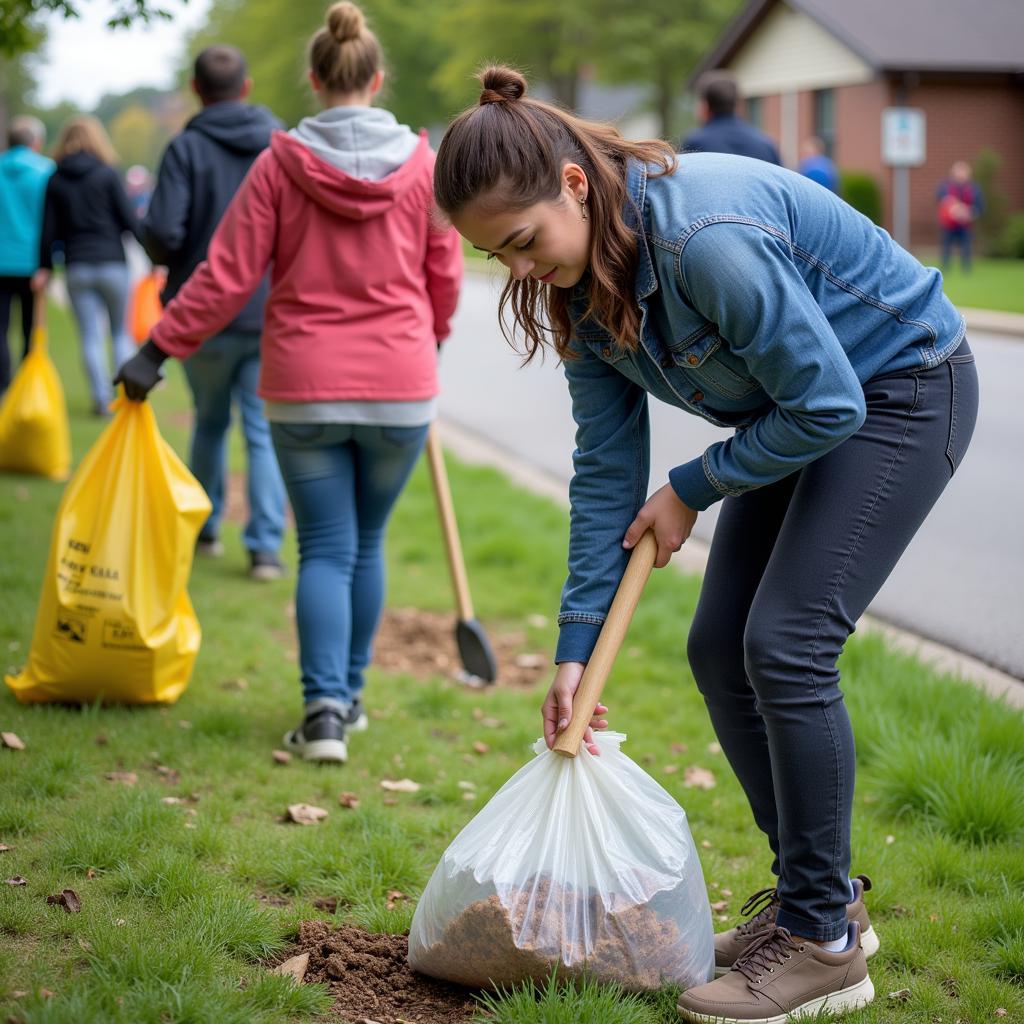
{"left": 290, "top": 106, "right": 420, "bottom": 182}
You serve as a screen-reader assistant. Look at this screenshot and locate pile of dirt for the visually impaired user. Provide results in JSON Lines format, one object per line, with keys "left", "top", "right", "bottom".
{"left": 410, "top": 875, "right": 696, "bottom": 992}
{"left": 372, "top": 607, "right": 546, "bottom": 688}
{"left": 278, "top": 920, "right": 478, "bottom": 1024}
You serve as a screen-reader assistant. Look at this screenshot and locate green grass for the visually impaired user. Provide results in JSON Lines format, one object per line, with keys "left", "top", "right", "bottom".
{"left": 1, "top": 302, "right": 1023, "bottom": 1022}
{"left": 916, "top": 252, "right": 1024, "bottom": 314}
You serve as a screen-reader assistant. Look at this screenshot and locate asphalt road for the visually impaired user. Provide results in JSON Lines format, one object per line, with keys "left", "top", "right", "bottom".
{"left": 439, "top": 270, "right": 1024, "bottom": 679}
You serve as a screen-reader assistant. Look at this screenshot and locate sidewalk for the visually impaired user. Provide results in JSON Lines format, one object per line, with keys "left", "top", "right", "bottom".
{"left": 437, "top": 416, "right": 1024, "bottom": 710}
{"left": 963, "top": 306, "right": 1024, "bottom": 338}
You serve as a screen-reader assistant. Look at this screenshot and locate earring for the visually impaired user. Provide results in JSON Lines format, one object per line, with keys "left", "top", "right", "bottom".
{"left": 579, "top": 194, "right": 588, "bottom": 220}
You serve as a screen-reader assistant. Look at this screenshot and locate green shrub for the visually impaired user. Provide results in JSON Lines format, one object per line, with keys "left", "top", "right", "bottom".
{"left": 840, "top": 171, "right": 882, "bottom": 224}
{"left": 972, "top": 148, "right": 1011, "bottom": 256}
{"left": 997, "top": 212, "right": 1024, "bottom": 259}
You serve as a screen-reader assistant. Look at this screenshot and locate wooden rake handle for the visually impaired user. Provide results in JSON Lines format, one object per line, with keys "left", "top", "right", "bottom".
{"left": 424, "top": 423, "right": 475, "bottom": 622}
{"left": 552, "top": 530, "right": 658, "bottom": 757}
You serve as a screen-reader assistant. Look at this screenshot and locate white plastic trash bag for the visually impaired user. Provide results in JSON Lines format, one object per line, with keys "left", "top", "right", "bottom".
{"left": 408, "top": 731, "right": 715, "bottom": 991}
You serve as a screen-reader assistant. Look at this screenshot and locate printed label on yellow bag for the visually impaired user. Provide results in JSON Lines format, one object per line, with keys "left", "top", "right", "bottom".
{"left": 5, "top": 398, "right": 211, "bottom": 704}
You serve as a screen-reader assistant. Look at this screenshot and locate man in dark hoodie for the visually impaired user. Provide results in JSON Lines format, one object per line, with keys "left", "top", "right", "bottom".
{"left": 144, "top": 45, "right": 286, "bottom": 580}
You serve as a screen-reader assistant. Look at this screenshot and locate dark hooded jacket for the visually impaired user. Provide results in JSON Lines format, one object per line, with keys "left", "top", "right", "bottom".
{"left": 39, "top": 152, "right": 142, "bottom": 269}
{"left": 143, "top": 101, "right": 281, "bottom": 333}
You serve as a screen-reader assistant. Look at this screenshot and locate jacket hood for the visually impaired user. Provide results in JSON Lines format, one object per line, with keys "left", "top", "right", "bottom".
{"left": 57, "top": 151, "right": 105, "bottom": 179}
{"left": 289, "top": 106, "right": 420, "bottom": 181}
{"left": 187, "top": 101, "right": 281, "bottom": 155}
{"left": 271, "top": 125, "right": 431, "bottom": 221}
{"left": 0, "top": 147, "right": 53, "bottom": 181}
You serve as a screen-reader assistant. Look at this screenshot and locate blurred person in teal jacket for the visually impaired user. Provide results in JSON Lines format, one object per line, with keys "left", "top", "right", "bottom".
{"left": 0, "top": 115, "right": 54, "bottom": 393}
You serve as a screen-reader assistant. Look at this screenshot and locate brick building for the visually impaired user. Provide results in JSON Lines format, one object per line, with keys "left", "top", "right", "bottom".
{"left": 690, "top": 0, "right": 1024, "bottom": 246}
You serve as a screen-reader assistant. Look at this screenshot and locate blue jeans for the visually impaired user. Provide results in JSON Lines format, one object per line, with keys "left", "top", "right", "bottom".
{"left": 687, "top": 342, "right": 978, "bottom": 942}
{"left": 65, "top": 261, "right": 134, "bottom": 408}
{"left": 182, "top": 332, "right": 285, "bottom": 554}
{"left": 270, "top": 421, "right": 429, "bottom": 705}
{"left": 941, "top": 226, "right": 972, "bottom": 271}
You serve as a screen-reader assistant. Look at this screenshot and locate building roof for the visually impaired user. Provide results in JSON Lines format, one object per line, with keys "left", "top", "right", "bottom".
{"left": 692, "top": 0, "right": 1024, "bottom": 82}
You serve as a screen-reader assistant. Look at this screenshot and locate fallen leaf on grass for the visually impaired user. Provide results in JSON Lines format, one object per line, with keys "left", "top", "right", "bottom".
{"left": 273, "top": 952, "right": 309, "bottom": 984}
{"left": 995, "top": 1010, "right": 1008, "bottom": 1018}
{"left": 178, "top": 720, "right": 192, "bottom": 730}
{"left": 707, "top": 742, "right": 722, "bottom": 755}
{"left": 382, "top": 798, "right": 398, "bottom": 806}
{"left": 386, "top": 890, "right": 408, "bottom": 909}
{"left": 271, "top": 750, "right": 292, "bottom": 765}
{"left": 701, "top": 840, "right": 713, "bottom": 849}
{"left": 514, "top": 653, "right": 544, "bottom": 669}
{"left": 721, "top": 888, "right": 733, "bottom": 897}
{"left": 379, "top": 778, "right": 420, "bottom": 793}
{"left": 105, "top": 771, "right": 137, "bottom": 786}
{"left": 94, "top": 734, "right": 108, "bottom": 746}
{"left": 161, "top": 797, "right": 185, "bottom": 806}
{"left": 1, "top": 732, "right": 26, "bottom": 751}
{"left": 683, "top": 765, "right": 716, "bottom": 790}
{"left": 888, "top": 989, "right": 912, "bottom": 1002}
{"left": 710, "top": 900, "right": 729, "bottom": 912}
{"left": 662, "top": 764, "right": 679, "bottom": 774}
{"left": 4, "top": 876, "right": 27, "bottom": 886}
{"left": 670, "top": 742, "right": 689, "bottom": 754}
{"left": 338, "top": 791, "right": 360, "bottom": 809}
{"left": 286, "top": 804, "right": 328, "bottom": 826}
{"left": 0, "top": 844, "right": 11, "bottom": 853}
{"left": 885, "top": 834, "right": 896, "bottom": 845}
{"left": 46, "top": 889, "right": 81, "bottom": 913}
{"left": 85, "top": 867, "right": 97, "bottom": 880}
{"left": 527, "top": 614, "right": 548, "bottom": 628}
{"left": 457, "top": 780, "right": 476, "bottom": 790}
{"left": 153, "top": 765, "right": 180, "bottom": 784}
{"left": 472, "top": 741, "right": 490, "bottom": 755}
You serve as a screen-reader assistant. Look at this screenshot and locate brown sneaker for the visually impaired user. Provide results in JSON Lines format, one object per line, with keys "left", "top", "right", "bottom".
{"left": 713, "top": 875, "right": 878, "bottom": 977}
{"left": 678, "top": 923, "right": 875, "bottom": 1023}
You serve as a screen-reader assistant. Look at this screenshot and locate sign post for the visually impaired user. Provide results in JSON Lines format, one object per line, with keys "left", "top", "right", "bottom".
{"left": 881, "top": 107, "right": 926, "bottom": 248}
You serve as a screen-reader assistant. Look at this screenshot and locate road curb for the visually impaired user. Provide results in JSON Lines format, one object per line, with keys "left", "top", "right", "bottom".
{"left": 962, "top": 307, "right": 1024, "bottom": 339}
{"left": 436, "top": 416, "right": 1024, "bottom": 709}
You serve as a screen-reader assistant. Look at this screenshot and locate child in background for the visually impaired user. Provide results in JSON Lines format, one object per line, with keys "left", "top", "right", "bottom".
{"left": 116, "top": 1, "right": 462, "bottom": 764}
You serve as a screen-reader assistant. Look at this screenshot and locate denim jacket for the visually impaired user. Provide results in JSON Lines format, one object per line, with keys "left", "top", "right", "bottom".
{"left": 557, "top": 153, "right": 965, "bottom": 663}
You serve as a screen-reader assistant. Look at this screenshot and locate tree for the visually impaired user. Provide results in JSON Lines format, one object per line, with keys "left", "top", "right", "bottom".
{"left": 1, "top": 0, "right": 186, "bottom": 56}
{"left": 108, "top": 102, "right": 164, "bottom": 168}
{"left": 593, "top": 0, "right": 741, "bottom": 141}
{"left": 191, "top": 0, "right": 451, "bottom": 130}
{"left": 434, "top": 0, "right": 596, "bottom": 113}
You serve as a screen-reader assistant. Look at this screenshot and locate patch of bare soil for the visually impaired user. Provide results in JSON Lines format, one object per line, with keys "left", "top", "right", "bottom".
{"left": 275, "top": 920, "right": 478, "bottom": 1024}
{"left": 373, "top": 608, "right": 546, "bottom": 688}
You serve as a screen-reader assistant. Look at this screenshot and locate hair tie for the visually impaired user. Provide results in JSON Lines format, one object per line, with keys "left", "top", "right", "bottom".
{"left": 479, "top": 89, "right": 507, "bottom": 106}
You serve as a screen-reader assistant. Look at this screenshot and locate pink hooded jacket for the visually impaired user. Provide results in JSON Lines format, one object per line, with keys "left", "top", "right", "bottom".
{"left": 151, "top": 129, "right": 462, "bottom": 402}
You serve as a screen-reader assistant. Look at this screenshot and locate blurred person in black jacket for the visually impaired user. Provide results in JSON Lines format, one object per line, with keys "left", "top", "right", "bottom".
{"left": 35, "top": 115, "right": 143, "bottom": 415}
{"left": 681, "top": 71, "right": 781, "bottom": 166}
{"left": 142, "top": 45, "right": 286, "bottom": 580}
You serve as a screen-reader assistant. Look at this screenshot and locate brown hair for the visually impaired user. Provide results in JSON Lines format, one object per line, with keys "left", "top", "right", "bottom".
{"left": 53, "top": 115, "right": 119, "bottom": 166}
{"left": 434, "top": 66, "right": 676, "bottom": 361}
{"left": 696, "top": 70, "right": 740, "bottom": 118}
{"left": 309, "top": 1, "right": 383, "bottom": 95}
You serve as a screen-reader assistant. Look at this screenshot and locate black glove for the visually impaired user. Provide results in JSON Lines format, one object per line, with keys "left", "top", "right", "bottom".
{"left": 114, "top": 340, "right": 168, "bottom": 401}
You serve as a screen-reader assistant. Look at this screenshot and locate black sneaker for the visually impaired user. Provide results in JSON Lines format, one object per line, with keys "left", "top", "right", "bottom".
{"left": 250, "top": 551, "right": 285, "bottom": 582}
{"left": 344, "top": 698, "right": 369, "bottom": 733}
{"left": 283, "top": 706, "right": 347, "bottom": 763}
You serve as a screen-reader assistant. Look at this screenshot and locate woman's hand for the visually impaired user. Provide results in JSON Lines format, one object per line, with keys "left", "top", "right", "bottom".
{"left": 542, "top": 661, "right": 608, "bottom": 756}
{"left": 623, "top": 483, "right": 698, "bottom": 568}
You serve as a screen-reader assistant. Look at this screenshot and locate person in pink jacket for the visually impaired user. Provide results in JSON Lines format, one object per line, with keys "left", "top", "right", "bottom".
{"left": 116, "top": 0, "right": 462, "bottom": 763}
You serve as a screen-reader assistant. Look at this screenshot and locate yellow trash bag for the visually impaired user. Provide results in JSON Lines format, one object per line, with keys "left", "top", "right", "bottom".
{"left": 0, "top": 322, "right": 71, "bottom": 481}
{"left": 5, "top": 397, "right": 212, "bottom": 704}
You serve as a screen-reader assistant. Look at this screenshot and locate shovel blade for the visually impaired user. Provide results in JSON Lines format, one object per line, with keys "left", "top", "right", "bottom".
{"left": 455, "top": 618, "right": 497, "bottom": 684}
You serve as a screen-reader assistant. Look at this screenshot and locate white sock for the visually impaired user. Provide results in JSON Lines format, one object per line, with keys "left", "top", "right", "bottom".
{"left": 821, "top": 934, "right": 849, "bottom": 953}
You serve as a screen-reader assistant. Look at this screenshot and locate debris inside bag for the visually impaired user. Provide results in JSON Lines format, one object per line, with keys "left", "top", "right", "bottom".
{"left": 410, "top": 871, "right": 702, "bottom": 991}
